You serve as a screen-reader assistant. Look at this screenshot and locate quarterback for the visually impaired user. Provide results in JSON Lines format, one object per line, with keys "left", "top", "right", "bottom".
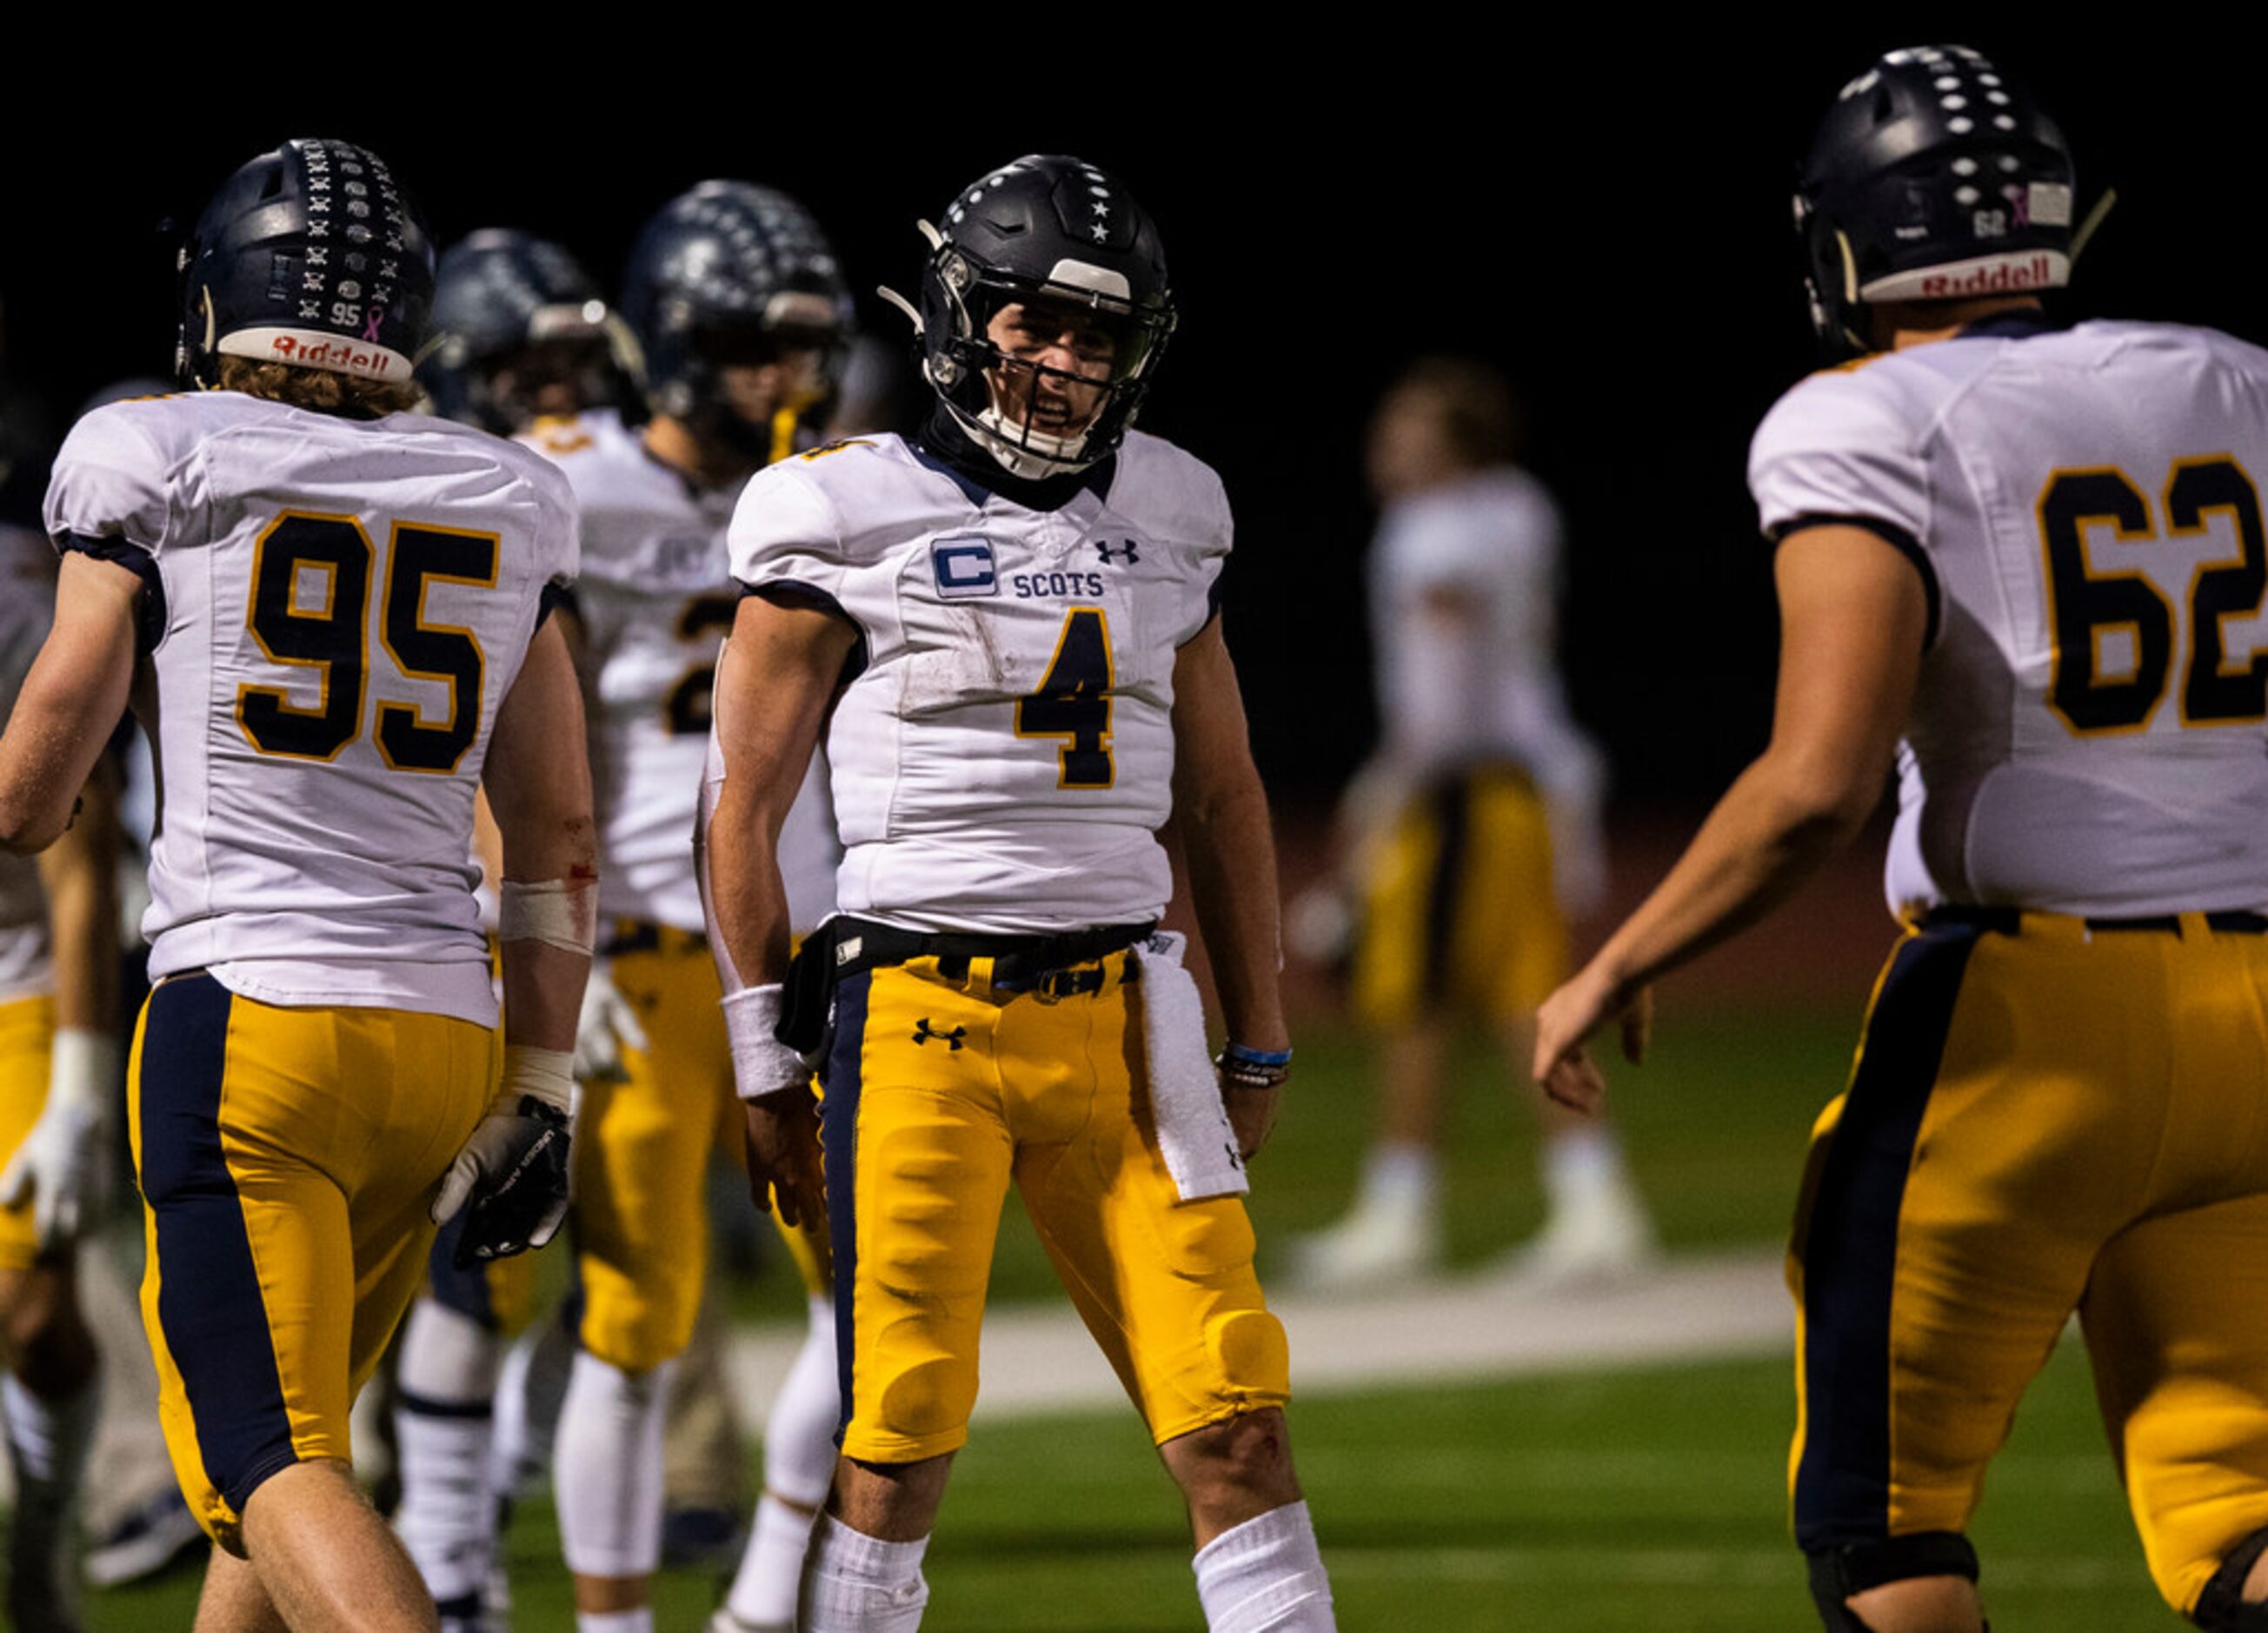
{"left": 702, "top": 155, "right": 1334, "bottom": 1631}
{"left": 0, "top": 139, "right": 593, "bottom": 1630}
{"left": 1535, "top": 48, "right": 2268, "bottom": 1633}
{"left": 529, "top": 180, "right": 848, "bottom": 1633}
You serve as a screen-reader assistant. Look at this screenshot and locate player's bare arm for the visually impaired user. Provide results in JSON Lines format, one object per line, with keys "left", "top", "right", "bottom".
{"left": 1533, "top": 524, "right": 1925, "bottom": 1110}
{"left": 0, "top": 554, "right": 139, "bottom": 856}
{"left": 703, "top": 591, "right": 856, "bottom": 1229}
{"left": 434, "top": 617, "right": 597, "bottom": 1262}
{"left": 1170, "top": 615, "right": 1292, "bottom": 1161}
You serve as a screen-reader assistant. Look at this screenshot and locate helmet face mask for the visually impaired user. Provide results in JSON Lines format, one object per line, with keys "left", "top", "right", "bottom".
{"left": 899, "top": 156, "right": 1176, "bottom": 481}
{"left": 176, "top": 138, "right": 434, "bottom": 392}
{"left": 1795, "top": 46, "right": 2075, "bottom": 360}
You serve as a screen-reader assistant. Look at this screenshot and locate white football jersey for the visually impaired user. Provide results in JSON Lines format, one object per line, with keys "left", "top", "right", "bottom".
{"left": 0, "top": 526, "right": 55, "bottom": 1003}
{"left": 45, "top": 390, "right": 577, "bottom": 1024}
{"left": 527, "top": 409, "right": 837, "bottom": 933}
{"left": 728, "top": 431, "right": 1228, "bottom": 934}
{"left": 1369, "top": 469, "right": 1606, "bottom": 909}
{"left": 1750, "top": 317, "right": 2268, "bottom": 919}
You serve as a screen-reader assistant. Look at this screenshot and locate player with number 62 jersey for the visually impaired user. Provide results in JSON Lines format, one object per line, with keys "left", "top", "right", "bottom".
{"left": 730, "top": 429, "right": 1227, "bottom": 931}
{"left": 1749, "top": 317, "right": 2268, "bottom": 921}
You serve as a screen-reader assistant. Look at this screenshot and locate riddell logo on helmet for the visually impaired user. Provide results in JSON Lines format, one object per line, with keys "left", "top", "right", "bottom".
{"left": 268, "top": 336, "right": 396, "bottom": 377}
{"left": 1919, "top": 256, "right": 2054, "bottom": 298}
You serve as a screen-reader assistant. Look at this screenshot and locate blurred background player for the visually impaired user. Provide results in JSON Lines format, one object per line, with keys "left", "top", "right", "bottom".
{"left": 0, "top": 516, "right": 121, "bottom": 1632}
{"left": 1, "top": 136, "right": 591, "bottom": 1631}
{"left": 528, "top": 179, "right": 848, "bottom": 1633}
{"left": 390, "top": 226, "right": 630, "bottom": 1632}
{"left": 1287, "top": 358, "right": 1653, "bottom": 1292}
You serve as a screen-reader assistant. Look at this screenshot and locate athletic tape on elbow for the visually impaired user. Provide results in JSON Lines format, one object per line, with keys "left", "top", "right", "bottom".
{"left": 498, "top": 877, "right": 598, "bottom": 955}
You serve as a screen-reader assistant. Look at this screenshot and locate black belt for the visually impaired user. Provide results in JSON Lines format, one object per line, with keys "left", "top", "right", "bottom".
{"left": 777, "top": 916, "right": 1155, "bottom": 1054}
{"left": 1925, "top": 905, "right": 2268, "bottom": 936}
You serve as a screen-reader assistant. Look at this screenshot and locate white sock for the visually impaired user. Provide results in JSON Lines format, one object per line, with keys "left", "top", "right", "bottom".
{"left": 4, "top": 1370, "right": 97, "bottom": 1586}
{"left": 494, "top": 1303, "right": 579, "bottom": 1500}
{"left": 556, "top": 1350, "right": 675, "bottom": 1579}
{"left": 575, "top": 1610, "right": 652, "bottom": 1633}
{"left": 725, "top": 1294, "right": 838, "bottom": 1626}
{"left": 727, "top": 1493, "right": 822, "bottom": 1628}
{"left": 395, "top": 1301, "right": 503, "bottom": 1604}
{"left": 1542, "top": 1125, "right": 1627, "bottom": 1210}
{"left": 1193, "top": 1501, "right": 1334, "bottom": 1632}
{"left": 803, "top": 1516, "right": 930, "bottom": 1633}
{"left": 768, "top": 1295, "right": 843, "bottom": 1503}
{"left": 1359, "top": 1143, "right": 1438, "bottom": 1215}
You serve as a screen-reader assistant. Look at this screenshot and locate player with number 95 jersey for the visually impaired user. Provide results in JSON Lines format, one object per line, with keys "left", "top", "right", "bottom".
{"left": 1, "top": 138, "right": 595, "bottom": 1630}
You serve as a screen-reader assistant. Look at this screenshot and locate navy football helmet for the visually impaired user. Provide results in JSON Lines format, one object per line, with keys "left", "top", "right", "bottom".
{"left": 421, "top": 230, "right": 625, "bottom": 433}
{"left": 176, "top": 138, "right": 435, "bottom": 390}
{"left": 1797, "top": 46, "right": 2076, "bottom": 358}
{"left": 618, "top": 182, "right": 850, "bottom": 459}
{"left": 886, "top": 155, "right": 1175, "bottom": 479}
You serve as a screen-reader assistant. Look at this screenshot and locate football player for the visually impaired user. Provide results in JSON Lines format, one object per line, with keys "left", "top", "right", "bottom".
{"left": 390, "top": 226, "right": 624, "bottom": 1633}
{"left": 701, "top": 154, "right": 1335, "bottom": 1631}
{"left": 0, "top": 138, "right": 592, "bottom": 1630}
{"left": 528, "top": 179, "right": 848, "bottom": 1633}
{"left": 0, "top": 518, "right": 119, "bottom": 1631}
{"left": 1287, "top": 356, "right": 1653, "bottom": 1293}
{"left": 1534, "top": 47, "right": 2268, "bottom": 1633}
{"left": 417, "top": 230, "right": 629, "bottom": 436}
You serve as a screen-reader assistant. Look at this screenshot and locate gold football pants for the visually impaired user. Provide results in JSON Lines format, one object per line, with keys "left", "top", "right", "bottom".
{"left": 130, "top": 973, "right": 493, "bottom": 1551}
{"left": 821, "top": 952, "right": 1290, "bottom": 1464}
{"left": 0, "top": 994, "right": 53, "bottom": 1272}
{"left": 574, "top": 923, "right": 826, "bottom": 1375}
{"left": 1351, "top": 763, "right": 1568, "bottom": 1027}
{"left": 1790, "top": 910, "right": 2268, "bottom": 1615}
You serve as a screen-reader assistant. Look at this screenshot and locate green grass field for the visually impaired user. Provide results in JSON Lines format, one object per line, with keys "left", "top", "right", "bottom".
{"left": 74, "top": 1001, "right": 2186, "bottom": 1629}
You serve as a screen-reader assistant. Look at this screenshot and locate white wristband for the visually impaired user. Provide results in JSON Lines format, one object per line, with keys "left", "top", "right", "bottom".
{"left": 498, "top": 1044, "right": 574, "bottom": 1116}
{"left": 48, "top": 1027, "right": 117, "bottom": 1114}
{"left": 722, "top": 983, "right": 810, "bottom": 1101}
{"left": 499, "top": 878, "right": 599, "bottom": 956}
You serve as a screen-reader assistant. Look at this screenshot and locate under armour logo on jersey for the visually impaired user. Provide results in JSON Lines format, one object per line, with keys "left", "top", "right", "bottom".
{"left": 911, "top": 1019, "right": 967, "bottom": 1050}
{"left": 1095, "top": 540, "right": 1141, "bottom": 566}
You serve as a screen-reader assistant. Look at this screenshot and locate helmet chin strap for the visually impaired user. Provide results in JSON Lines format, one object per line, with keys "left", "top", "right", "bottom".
{"left": 971, "top": 403, "right": 1092, "bottom": 478}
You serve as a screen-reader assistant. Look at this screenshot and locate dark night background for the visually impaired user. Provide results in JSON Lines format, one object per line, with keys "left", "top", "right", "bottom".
{"left": 2, "top": 37, "right": 2256, "bottom": 810}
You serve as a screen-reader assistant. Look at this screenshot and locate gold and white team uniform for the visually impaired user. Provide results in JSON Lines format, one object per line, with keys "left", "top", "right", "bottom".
{"left": 1353, "top": 470, "right": 1606, "bottom": 1026}
{"left": 0, "top": 528, "right": 63, "bottom": 1271}
{"left": 731, "top": 430, "right": 1291, "bottom": 1465}
{"left": 525, "top": 408, "right": 832, "bottom": 1376}
{"left": 44, "top": 390, "right": 575, "bottom": 1548}
{"left": 1751, "top": 316, "right": 2268, "bottom": 1616}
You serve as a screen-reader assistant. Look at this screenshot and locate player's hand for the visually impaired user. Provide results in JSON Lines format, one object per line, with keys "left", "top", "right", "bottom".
{"left": 434, "top": 1046, "right": 575, "bottom": 1268}
{"left": 1532, "top": 965, "right": 1653, "bottom": 1116}
{"left": 572, "top": 959, "right": 648, "bottom": 1085}
{"left": 1222, "top": 1081, "right": 1282, "bottom": 1163}
{"left": 0, "top": 1029, "right": 116, "bottom": 1250}
{"left": 745, "top": 1083, "right": 824, "bottom": 1230}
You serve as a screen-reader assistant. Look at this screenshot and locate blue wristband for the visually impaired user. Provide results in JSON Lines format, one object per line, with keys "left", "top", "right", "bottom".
{"left": 1221, "top": 1042, "right": 1293, "bottom": 1070}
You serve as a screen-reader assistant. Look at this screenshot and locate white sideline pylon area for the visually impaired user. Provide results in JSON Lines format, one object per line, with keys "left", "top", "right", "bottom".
{"left": 721, "top": 1246, "right": 1793, "bottom": 1429}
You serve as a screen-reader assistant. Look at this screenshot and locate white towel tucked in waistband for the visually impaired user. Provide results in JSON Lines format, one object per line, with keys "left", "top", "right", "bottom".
{"left": 1134, "top": 931, "right": 1248, "bottom": 1202}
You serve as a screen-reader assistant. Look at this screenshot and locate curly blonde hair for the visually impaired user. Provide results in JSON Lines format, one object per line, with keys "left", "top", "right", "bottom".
{"left": 216, "top": 355, "right": 421, "bottom": 418}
